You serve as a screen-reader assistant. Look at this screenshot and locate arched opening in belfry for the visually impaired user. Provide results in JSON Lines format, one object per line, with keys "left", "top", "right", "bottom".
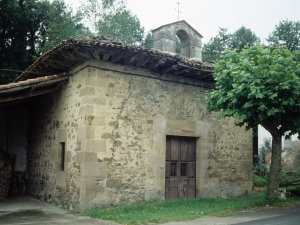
{"left": 175, "top": 37, "right": 181, "bottom": 54}
{"left": 176, "top": 29, "right": 190, "bottom": 58}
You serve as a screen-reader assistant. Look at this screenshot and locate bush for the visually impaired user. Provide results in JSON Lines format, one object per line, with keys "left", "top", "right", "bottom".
{"left": 280, "top": 172, "right": 300, "bottom": 186}
{"left": 253, "top": 171, "right": 300, "bottom": 187}
{"left": 253, "top": 174, "right": 268, "bottom": 187}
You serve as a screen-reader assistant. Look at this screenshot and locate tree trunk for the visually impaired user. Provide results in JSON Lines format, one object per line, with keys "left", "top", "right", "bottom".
{"left": 266, "top": 133, "right": 282, "bottom": 200}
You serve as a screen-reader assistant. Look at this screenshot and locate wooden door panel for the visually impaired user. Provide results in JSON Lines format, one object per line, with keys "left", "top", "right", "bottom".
{"left": 187, "top": 162, "right": 196, "bottom": 177}
{"left": 188, "top": 178, "right": 196, "bottom": 198}
{"left": 169, "top": 178, "right": 178, "bottom": 200}
{"left": 178, "top": 177, "right": 188, "bottom": 198}
{"left": 166, "top": 137, "right": 171, "bottom": 160}
{"left": 165, "top": 178, "right": 178, "bottom": 200}
{"left": 188, "top": 178, "right": 196, "bottom": 186}
{"left": 170, "top": 178, "right": 178, "bottom": 186}
{"left": 180, "top": 137, "right": 189, "bottom": 161}
{"left": 165, "top": 161, "right": 171, "bottom": 177}
{"left": 166, "top": 136, "right": 196, "bottom": 200}
{"left": 170, "top": 137, "right": 180, "bottom": 161}
{"left": 189, "top": 138, "right": 196, "bottom": 160}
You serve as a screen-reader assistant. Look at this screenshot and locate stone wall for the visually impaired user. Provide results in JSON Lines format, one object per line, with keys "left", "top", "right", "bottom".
{"left": 27, "top": 60, "right": 252, "bottom": 211}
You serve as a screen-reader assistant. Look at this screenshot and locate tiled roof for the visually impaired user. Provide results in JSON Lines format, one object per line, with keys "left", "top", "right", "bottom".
{"left": 0, "top": 36, "right": 214, "bottom": 105}
{"left": 15, "top": 36, "right": 214, "bottom": 82}
{"left": 0, "top": 74, "right": 68, "bottom": 92}
{"left": 0, "top": 74, "right": 68, "bottom": 104}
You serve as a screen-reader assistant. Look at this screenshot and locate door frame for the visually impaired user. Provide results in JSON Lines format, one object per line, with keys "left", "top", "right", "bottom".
{"left": 165, "top": 135, "right": 197, "bottom": 200}
{"left": 151, "top": 119, "right": 211, "bottom": 200}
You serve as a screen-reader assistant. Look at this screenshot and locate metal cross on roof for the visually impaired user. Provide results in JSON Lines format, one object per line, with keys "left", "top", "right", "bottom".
{"left": 175, "top": 1, "right": 181, "bottom": 21}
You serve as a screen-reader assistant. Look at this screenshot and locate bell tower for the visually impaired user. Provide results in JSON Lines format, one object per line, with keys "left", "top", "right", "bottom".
{"left": 152, "top": 20, "right": 203, "bottom": 62}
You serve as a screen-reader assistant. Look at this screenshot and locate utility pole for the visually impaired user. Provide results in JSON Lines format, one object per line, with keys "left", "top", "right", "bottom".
{"left": 175, "top": 1, "right": 181, "bottom": 21}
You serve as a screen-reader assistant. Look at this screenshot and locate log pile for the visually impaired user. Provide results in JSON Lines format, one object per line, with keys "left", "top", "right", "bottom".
{"left": 0, "top": 151, "right": 12, "bottom": 201}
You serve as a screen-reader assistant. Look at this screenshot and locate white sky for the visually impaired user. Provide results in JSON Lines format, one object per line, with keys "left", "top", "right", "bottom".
{"left": 65, "top": 0, "right": 300, "bottom": 146}
{"left": 127, "top": 0, "right": 300, "bottom": 43}
{"left": 66, "top": 0, "right": 300, "bottom": 43}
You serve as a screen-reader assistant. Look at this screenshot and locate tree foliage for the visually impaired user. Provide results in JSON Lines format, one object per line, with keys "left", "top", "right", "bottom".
{"left": 143, "top": 32, "right": 153, "bottom": 49}
{"left": 202, "top": 26, "right": 260, "bottom": 62}
{"left": 267, "top": 20, "right": 300, "bottom": 52}
{"left": 259, "top": 138, "right": 272, "bottom": 164}
{"left": 97, "top": 8, "right": 144, "bottom": 45}
{"left": 205, "top": 45, "right": 300, "bottom": 199}
{"left": 202, "top": 28, "right": 231, "bottom": 61}
{"left": 79, "top": 0, "right": 145, "bottom": 45}
{"left": 79, "top": 0, "right": 124, "bottom": 32}
{"left": 0, "top": 0, "right": 147, "bottom": 84}
{"left": 0, "top": 0, "right": 89, "bottom": 84}
{"left": 37, "top": 0, "right": 90, "bottom": 56}
{"left": 231, "top": 26, "right": 260, "bottom": 52}
{"left": 0, "top": 0, "right": 48, "bottom": 83}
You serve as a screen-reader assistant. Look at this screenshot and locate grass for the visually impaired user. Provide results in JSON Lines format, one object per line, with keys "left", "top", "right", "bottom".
{"left": 81, "top": 192, "right": 300, "bottom": 225}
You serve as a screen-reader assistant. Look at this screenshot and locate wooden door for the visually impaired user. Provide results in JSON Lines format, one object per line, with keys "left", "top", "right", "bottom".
{"left": 165, "top": 136, "right": 196, "bottom": 200}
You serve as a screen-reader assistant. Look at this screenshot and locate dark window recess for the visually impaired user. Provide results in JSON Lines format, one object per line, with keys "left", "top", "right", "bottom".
{"left": 181, "top": 163, "right": 187, "bottom": 176}
{"left": 171, "top": 163, "right": 177, "bottom": 176}
{"left": 60, "top": 142, "right": 65, "bottom": 171}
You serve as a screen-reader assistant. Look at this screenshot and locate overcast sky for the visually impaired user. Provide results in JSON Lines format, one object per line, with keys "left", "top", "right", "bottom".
{"left": 66, "top": 0, "right": 300, "bottom": 43}
{"left": 128, "top": 0, "right": 300, "bottom": 43}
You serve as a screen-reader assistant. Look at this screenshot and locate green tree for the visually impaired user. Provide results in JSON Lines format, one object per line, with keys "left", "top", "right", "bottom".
{"left": 97, "top": 8, "right": 144, "bottom": 45}
{"left": 143, "top": 31, "right": 153, "bottom": 49}
{"left": 0, "top": 0, "right": 89, "bottom": 84}
{"left": 37, "top": 0, "right": 90, "bottom": 56}
{"left": 202, "top": 28, "right": 231, "bottom": 61}
{"left": 202, "top": 26, "right": 260, "bottom": 62}
{"left": 267, "top": 20, "right": 300, "bottom": 52}
{"left": 0, "top": 0, "right": 50, "bottom": 84}
{"left": 231, "top": 26, "right": 260, "bottom": 52}
{"left": 79, "top": 0, "right": 125, "bottom": 33}
{"left": 204, "top": 45, "right": 300, "bottom": 200}
{"left": 260, "top": 138, "right": 272, "bottom": 164}
{"left": 80, "top": 0, "right": 144, "bottom": 45}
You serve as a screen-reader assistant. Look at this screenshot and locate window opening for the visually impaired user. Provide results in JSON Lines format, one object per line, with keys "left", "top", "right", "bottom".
{"left": 60, "top": 142, "right": 65, "bottom": 171}
{"left": 181, "top": 163, "right": 187, "bottom": 176}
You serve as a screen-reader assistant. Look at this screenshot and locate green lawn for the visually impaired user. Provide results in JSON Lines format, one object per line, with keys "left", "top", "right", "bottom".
{"left": 82, "top": 192, "right": 300, "bottom": 225}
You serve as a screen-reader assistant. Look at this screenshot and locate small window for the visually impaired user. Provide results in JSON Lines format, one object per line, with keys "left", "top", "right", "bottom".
{"left": 181, "top": 163, "right": 187, "bottom": 176}
{"left": 59, "top": 142, "right": 65, "bottom": 171}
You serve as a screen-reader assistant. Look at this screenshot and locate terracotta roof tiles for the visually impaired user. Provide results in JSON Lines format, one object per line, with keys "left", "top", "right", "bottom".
{"left": 15, "top": 36, "right": 214, "bottom": 82}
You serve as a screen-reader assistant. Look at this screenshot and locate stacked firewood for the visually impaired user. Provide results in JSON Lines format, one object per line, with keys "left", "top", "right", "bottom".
{"left": 0, "top": 150, "right": 12, "bottom": 201}
{"left": 0, "top": 165, "right": 11, "bottom": 200}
